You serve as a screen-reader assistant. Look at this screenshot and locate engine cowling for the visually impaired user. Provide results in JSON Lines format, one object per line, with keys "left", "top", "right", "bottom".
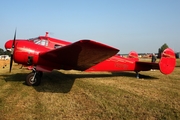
{"left": 13, "top": 41, "right": 49, "bottom": 66}
{"left": 128, "top": 51, "right": 139, "bottom": 61}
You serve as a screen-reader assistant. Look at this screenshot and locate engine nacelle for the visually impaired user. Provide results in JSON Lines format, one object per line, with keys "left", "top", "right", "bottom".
{"left": 13, "top": 41, "right": 49, "bottom": 66}
{"left": 128, "top": 51, "right": 139, "bottom": 61}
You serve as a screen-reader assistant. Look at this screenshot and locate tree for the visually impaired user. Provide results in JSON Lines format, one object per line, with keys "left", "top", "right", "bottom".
{"left": 0, "top": 48, "right": 11, "bottom": 56}
{"left": 158, "top": 43, "right": 169, "bottom": 58}
{"left": 4, "top": 50, "right": 11, "bottom": 56}
{"left": 0, "top": 48, "right": 4, "bottom": 55}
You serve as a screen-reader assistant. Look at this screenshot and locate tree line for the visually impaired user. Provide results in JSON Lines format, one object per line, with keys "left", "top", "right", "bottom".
{"left": 0, "top": 48, "right": 11, "bottom": 56}
{"left": 158, "top": 43, "right": 169, "bottom": 58}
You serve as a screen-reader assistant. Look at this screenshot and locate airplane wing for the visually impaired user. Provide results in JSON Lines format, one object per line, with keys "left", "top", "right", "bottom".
{"left": 38, "top": 40, "right": 119, "bottom": 71}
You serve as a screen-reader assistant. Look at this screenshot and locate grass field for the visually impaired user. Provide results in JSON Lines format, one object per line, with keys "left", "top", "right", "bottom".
{"left": 0, "top": 59, "right": 180, "bottom": 120}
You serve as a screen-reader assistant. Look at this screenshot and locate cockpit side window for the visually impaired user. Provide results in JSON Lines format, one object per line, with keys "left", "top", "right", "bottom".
{"left": 41, "top": 40, "right": 48, "bottom": 46}
{"left": 29, "top": 38, "right": 48, "bottom": 46}
{"left": 34, "top": 39, "right": 41, "bottom": 44}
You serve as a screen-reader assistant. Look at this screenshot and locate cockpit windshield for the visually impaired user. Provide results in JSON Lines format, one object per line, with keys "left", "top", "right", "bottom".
{"left": 28, "top": 37, "right": 48, "bottom": 46}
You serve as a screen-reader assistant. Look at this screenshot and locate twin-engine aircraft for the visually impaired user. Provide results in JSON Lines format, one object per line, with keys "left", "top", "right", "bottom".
{"left": 5, "top": 31, "right": 176, "bottom": 86}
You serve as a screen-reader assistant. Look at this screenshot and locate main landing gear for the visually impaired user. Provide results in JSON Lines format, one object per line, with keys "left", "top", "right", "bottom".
{"left": 136, "top": 71, "right": 140, "bottom": 79}
{"left": 25, "top": 68, "right": 43, "bottom": 86}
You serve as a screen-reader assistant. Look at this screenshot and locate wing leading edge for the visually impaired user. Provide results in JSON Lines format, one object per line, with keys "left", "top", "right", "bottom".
{"left": 38, "top": 40, "right": 119, "bottom": 71}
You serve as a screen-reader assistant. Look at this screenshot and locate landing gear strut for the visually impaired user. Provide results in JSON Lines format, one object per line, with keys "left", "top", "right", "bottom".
{"left": 136, "top": 71, "right": 139, "bottom": 79}
{"left": 25, "top": 68, "right": 43, "bottom": 86}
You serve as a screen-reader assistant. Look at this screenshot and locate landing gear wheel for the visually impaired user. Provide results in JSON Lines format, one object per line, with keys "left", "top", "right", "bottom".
{"left": 26, "top": 72, "right": 41, "bottom": 86}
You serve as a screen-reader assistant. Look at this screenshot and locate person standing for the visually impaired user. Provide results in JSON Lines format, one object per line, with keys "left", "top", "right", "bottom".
{"left": 151, "top": 53, "right": 157, "bottom": 63}
{"left": 151, "top": 53, "right": 157, "bottom": 71}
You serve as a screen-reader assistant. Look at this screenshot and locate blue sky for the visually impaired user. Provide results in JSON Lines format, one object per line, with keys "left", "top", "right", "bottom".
{"left": 0, "top": 0, "right": 179, "bottom": 53}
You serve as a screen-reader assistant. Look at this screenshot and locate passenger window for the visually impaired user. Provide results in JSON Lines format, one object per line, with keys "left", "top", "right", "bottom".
{"left": 54, "top": 44, "right": 61, "bottom": 48}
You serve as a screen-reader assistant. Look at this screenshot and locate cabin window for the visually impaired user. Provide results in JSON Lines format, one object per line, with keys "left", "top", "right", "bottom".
{"left": 54, "top": 44, "right": 62, "bottom": 48}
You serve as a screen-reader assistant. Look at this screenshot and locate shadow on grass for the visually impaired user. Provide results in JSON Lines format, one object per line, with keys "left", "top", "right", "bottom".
{"left": 66, "top": 71, "right": 158, "bottom": 80}
{"left": 112, "top": 72, "right": 158, "bottom": 79}
{"left": 1, "top": 70, "right": 158, "bottom": 93}
{"left": 2, "top": 73, "right": 27, "bottom": 82}
{"left": 1, "top": 71, "right": 75, "bottom": 93}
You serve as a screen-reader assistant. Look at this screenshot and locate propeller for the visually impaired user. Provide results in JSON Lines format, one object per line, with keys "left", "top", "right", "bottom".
{"left": 9, "top": 29, "right": 16, "bottom": 73}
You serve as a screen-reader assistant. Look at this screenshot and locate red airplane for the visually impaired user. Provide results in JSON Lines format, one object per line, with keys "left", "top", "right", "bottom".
{"left": 5, "top": 31, "right": 176, "bottom": 86}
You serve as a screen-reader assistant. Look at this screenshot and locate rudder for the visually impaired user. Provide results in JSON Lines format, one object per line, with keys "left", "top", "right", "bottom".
{"left": 159, "top": 48, "right": 176, "bottom": 74}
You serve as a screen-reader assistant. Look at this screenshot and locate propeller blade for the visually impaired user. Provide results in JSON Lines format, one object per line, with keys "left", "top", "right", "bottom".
{"left": 12, "top": 29, "right": 16, "bottom": 48}
{"left": 9, "top": 29, "right": 16, "bottom": 73}
{"left": 9, "top": 54, "right": 13, "bottom": 72}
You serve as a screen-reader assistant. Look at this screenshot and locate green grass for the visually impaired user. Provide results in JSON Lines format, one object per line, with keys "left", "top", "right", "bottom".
{"left": 176, "top": 59, "right": 180, "bottom": 67}
{"left": 0, "top": 60, "right": 180, "bottom": 120}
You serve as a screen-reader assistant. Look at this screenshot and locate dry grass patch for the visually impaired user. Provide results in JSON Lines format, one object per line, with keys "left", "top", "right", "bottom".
{"left": 0, "top": 59, "right": 180, "bottom": 119}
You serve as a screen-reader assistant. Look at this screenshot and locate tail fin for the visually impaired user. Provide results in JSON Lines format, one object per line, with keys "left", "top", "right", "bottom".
{"left": 159, "top": 48, "right": 176, "bottom": 74}
{"left": 128, "top": 51, "right": 139, "bottom": 61}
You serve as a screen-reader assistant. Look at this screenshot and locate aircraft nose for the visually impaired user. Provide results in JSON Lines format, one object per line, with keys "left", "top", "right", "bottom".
{"left": 5, "top": 40, "right": 13, "bottom": 50}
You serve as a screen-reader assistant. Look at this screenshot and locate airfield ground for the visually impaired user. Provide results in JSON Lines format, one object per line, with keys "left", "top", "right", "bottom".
{"left": 0, "top": 59, "right": 180, "bottom": 119}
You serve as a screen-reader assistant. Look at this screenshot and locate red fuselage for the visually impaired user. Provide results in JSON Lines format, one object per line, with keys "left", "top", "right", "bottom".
{"left": 5, "top": 35, "right": 138, "bottom": 72}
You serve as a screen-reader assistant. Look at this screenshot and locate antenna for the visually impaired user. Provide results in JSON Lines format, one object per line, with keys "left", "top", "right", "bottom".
{"left": 45, "top": 32, "right": 49, "bottom": 37}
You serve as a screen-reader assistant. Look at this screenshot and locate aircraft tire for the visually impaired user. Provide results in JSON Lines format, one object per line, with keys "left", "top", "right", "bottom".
{"left": 26, "top": 72, "right": 41, "bottom": 86}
